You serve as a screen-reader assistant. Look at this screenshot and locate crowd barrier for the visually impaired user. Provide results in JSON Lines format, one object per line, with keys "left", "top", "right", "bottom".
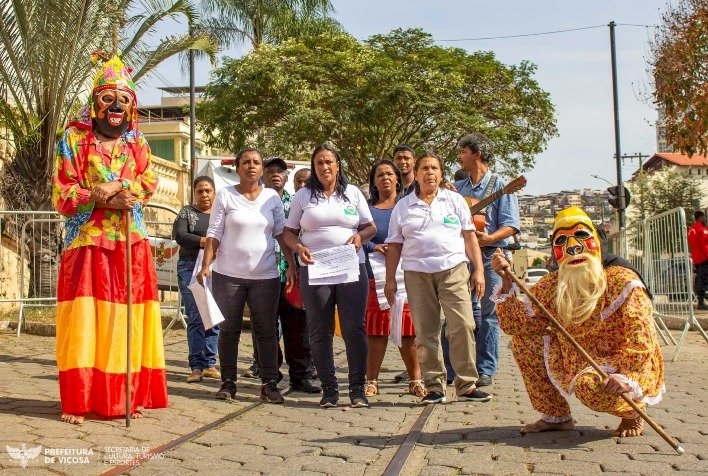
{"left": 0, "top": 204, "right": 185, "bottom": 336}
{"left": 607, "top": 207, "right": 708, "bottom": 361}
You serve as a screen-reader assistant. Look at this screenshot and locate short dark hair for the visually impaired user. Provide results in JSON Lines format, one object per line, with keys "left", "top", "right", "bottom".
{"left": 393, "top": 144, "right": 416, "bottom": 157}
{"left": 458, "top": 132, "right": 493, "bottom": 163}
{"left": 453, "top": 169, "right": 470, "bottom": 182}
{"left": 193, "top": 175, "right": 215, "bottom": 189}
{"left": 235, "top": 147, "right": 262, "bottom": 167}
{"left": 368, "top": 159, "right": 403, "bottom": 205}
{"left": 695, "top": 210, "right": 706, "bottom": 221}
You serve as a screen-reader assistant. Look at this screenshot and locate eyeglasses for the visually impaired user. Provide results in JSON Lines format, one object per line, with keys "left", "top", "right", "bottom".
{"left": 264, "top": 169, "right": 287, "bottom": 175}
{"left": 553, "top": 228, "right": 593, "bottom": 247}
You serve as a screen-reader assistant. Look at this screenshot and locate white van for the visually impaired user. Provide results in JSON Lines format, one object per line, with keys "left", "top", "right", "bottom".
{"left": 522, "top": 268, "right": 549, "bottom": 286}
{"left": 194, "top": 156, "right": 310, "bottom": 194}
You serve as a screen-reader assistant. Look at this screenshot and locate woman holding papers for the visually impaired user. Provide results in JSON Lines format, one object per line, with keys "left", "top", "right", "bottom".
{"left": 362, "top": 160, "right": 426, "bottom": 399}
{"left": 283, "top": 144, "right": 377, "bottom": 408}
{"left": 173, "top": 176, "right": 220, "bottom": 384}
{"left": 197, "top": 148, "right": 295, "bottom": 404}
{"left": 384, "top": 153, "right": 492, "bottom": 405}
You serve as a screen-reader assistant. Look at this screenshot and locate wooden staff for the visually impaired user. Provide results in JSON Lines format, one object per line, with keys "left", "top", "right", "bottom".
{"left": 500, "top": 267, "right": 684, "bottom": 454}
{"left": 125, "top": 209, "right": 132, "bottom": 428}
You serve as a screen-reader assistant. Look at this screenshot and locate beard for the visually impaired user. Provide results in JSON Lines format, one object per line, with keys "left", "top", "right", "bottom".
{"left": 555, "top": 255, "right": 607, "bottom": 328}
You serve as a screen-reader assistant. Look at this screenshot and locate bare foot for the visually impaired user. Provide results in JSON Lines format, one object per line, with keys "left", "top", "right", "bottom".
{"left": 612, "top": 417, "right": 644, "bottom": 437}
{"left": 520, "top": 418, "right": 575, "bottom": 434}
{"left": 131, "top": 410, "right": 143, "bottom": 419}
{"left": 60, "top": 413, "right": 84, "bottom": 425}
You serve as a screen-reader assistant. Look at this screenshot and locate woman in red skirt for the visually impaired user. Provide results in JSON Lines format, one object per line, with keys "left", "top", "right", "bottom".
{"left": 363, "top": 159, "right": 426, "bottom": 398}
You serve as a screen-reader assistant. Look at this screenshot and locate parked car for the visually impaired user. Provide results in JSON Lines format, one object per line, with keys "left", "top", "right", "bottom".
{"left": 523, "top": 268, "right": 549, "bottom": 286}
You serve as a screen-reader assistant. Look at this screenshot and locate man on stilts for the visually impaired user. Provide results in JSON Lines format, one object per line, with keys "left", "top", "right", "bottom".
{"left": 52, "top": 52, "right": 168, "bottom": 424}
{"left": 490, "top": 206, "right": 664, "bottom": 437}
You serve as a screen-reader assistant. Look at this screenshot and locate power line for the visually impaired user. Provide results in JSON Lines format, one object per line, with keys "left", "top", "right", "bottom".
{"left": 616, "top": 23, "right": 658, "bottom": 28}
{"left": 437, "top": 24, "right": 605, "bottom": 42}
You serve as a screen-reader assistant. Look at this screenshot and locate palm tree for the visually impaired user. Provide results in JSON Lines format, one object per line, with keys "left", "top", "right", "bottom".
{"left": 0, "top": 0, "right": 216, "bottom": 298}
{"left": 200, "top": 0, "right": 339, "bottom": 50}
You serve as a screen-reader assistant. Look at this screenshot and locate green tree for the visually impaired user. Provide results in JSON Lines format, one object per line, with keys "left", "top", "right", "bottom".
{"left": 650, "top": 0, "right": 708, "bottom": 156}
{"left": 200, "top": 0, "right": 339, "bottom": 50}
{"left": 200, "top": 29, "right": 557, "bottom": 183}
{"left": 531, "top": 257, "right": 545, "bottom": 268}
{"left": 0, "top": 0, "right": 215, "bottom": 297}
{"left": 629, "top": 168, "right": 702, "bottom": 223}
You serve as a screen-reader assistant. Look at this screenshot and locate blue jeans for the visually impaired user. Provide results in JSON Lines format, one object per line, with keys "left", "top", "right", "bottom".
{"left": 177, "top": 260, "right": 219, "bottom": 370}
{"left": 476, "top": 248, "right": 502, "bottom": 377}
{"left": 441, "top": 294, "right": 481, "bottom": 381}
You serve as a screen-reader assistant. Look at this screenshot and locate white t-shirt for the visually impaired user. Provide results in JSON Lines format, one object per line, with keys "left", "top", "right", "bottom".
{"left": 206, "top": 186, "right": 285, "bottom": 279}
{"left": 285, "top": 184, "right": 374, "bottom": 263}
{"left": 386, "top": 188, "right": 475, "bottom": 273}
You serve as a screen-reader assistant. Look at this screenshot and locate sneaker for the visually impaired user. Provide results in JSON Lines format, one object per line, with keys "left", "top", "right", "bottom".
{"left": 242, "top": 364, "right": 259, "bottom": 378}
{"left": 349, "top": 385, "right": 369, "bottom": 408}
{"left": 459, "top": 388, "right": 493, "bottom": 402}
{"left": 260, "top": 381, "right": 285, "bottom": 404}
{"left": 291, "top": 378, "right": 322, "bottom": 394}
{"left": 215, "top": 379, "right": 237, "bottom": 400}
{"left": 202, "top": 367, "right": 221, "bottom": 379}
{"left": 421, "top": 391, "right": 446, "bottom": 404}
{"left": 319, "top": 387, "right": 339, "bottom": 408}
{"left": 476, "top": 375, "right": 493, "bottom": 387}
{"left": 186, "top": 369, "right": 203, "bottom": 383}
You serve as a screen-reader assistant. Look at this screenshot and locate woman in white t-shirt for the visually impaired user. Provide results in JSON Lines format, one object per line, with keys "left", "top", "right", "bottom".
{"left": 283, "top": 144, "right": 377, "bottom": 409}
{"left": 198, "top": 148, "right": 295, "bottom": 404}
{"left": 384, "top": 153, "right": 491, "bottom": 405}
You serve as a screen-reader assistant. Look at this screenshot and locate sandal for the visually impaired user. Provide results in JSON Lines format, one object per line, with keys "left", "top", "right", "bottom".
{"left": 215, "top": 379, "right": 237, "bottom": 400}
{"left": 364, "top": 379, "right": 378, "bottom": 397}
{"left": 409, "top": 379, "right": 428, "bottom": 397}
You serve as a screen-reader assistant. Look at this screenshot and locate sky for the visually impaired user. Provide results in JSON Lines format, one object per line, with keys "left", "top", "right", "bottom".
{"left": 140, "top": 0, "right": 668, "bottom": 195}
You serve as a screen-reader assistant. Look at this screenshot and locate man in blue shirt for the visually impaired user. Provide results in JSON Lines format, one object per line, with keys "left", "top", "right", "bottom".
{"left": 454, "top": 132, "right": 520, "bottom": 387}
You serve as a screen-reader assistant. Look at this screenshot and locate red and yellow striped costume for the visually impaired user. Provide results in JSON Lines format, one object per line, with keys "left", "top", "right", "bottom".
{"left": 52, "top": 55, "right": 167, "bottom": 417}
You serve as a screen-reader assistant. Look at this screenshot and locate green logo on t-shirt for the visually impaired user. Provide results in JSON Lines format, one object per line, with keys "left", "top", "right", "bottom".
{"left": 344, "top": 205, "right": 358, "bottom": 216}
{"left": 443, "top": 214, "right": 460, "bottom": 225}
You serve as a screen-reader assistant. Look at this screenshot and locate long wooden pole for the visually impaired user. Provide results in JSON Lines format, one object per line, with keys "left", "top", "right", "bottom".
{"left": 502, "top": 268, "right": 683, "bottom": 454}
{"left": 125, "top": 210, "right": 132, "bottom": 428}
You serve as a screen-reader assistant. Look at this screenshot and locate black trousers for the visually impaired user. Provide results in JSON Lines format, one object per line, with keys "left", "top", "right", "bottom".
{"left": 298, "top": 264, "right": 368, "bottom": 391}
{"left": 212, "top": 272, "right": 281, "bottom": 382}
{"left": 696, "top": 262, "right": 708, "bottom": 305}
{"left": 252, "top": 287, "right": 315, "bottom": 381}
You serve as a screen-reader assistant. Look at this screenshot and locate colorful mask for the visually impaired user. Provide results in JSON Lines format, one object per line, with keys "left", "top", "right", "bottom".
{"left": 90, "top": 54, "right": 137, "bottom": 138}
{"left": 551, "top": 207, "right": 601, "bottom": 265}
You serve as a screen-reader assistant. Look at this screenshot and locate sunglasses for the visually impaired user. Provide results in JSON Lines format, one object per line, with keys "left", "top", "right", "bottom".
{"left": 553, "top": 228, "right": 593, "bottom": 247}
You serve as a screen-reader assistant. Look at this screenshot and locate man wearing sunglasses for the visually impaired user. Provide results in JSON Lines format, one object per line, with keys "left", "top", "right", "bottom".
{"left": 490, "top": 206, "right": 664, "bottom": 439}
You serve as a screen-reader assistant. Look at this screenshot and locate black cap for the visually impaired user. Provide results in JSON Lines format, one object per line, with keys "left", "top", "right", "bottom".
{"left": 264, "top": 157, "right": 288, "bottom": 170}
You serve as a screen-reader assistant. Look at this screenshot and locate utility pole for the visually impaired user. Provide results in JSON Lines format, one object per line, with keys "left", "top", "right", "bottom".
{"left": 189, "top": 26, "right": 196, "bottom": 192}
{"left": 609, "top": 21, "right": 624, "bottom": 228}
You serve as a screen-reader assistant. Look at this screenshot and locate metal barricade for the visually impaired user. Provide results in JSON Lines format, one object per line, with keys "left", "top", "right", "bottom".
{"left": 1, "top": 204, "right": 186, "bottom": 336}
{"left": 607, "top": 207, "right": 708, "bottom": 361}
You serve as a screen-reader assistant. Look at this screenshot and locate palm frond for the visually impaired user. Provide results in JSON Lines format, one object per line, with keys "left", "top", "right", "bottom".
{"left": 131, "top": 33, "right": 217, "bottom": 82}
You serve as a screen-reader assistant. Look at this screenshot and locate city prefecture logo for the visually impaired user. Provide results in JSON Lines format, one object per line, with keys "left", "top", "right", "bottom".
{"left": 6, "top": 444, "right": 42, "bottom": 469}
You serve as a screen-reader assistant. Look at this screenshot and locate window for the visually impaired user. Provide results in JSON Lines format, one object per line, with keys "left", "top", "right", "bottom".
{"left": 147, "top": 139, "right": 174, "bottom": 162}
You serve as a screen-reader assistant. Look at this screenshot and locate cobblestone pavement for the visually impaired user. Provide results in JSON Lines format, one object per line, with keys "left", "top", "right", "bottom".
{"left": 0, "top": 327, "right": 706, "bottom": 475}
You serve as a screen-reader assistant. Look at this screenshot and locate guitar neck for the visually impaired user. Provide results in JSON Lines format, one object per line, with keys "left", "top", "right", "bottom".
{"left": 470, "top": 188, "right": 506, "bottom": 215}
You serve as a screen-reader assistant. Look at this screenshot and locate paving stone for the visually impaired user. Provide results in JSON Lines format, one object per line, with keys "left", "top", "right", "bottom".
{"left": 599, "top": 460, "right": 676, "bottom": 472}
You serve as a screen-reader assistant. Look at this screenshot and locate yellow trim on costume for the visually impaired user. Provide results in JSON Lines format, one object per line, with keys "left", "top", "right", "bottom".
{"left": 56, "top": 297, "right": 165, "bottom": 373}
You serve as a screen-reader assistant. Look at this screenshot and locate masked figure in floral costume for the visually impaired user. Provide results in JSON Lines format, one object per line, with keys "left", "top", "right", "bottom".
{"left": 52, "top": 53, "right": 167, "bottom": 424}
{"left": 490, "top": 206, "right": 664, "bottom": 437}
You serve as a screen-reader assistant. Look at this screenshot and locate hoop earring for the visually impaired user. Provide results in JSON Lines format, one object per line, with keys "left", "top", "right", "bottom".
{"left": 395, "top": 183, "right": 401, "bottom": 191}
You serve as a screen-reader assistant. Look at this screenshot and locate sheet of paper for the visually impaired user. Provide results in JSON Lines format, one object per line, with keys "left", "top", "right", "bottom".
{"left": 308, "top": 267, "right": 360, "bottom": 285}
{"left": 367, "top": 253, "right": 406, "bottom": 310}
{"left": 188, "top": 277, "right": 225, "bottom": 330}
{"left": 307, "top": 244, "right": 359, "bottom": 279}
{"left": 389, "top": 294, "right": 405, "bottom": 348}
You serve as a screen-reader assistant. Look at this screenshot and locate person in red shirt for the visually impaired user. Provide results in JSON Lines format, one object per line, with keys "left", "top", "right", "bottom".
{"left": 687, "top": 210, "right": 708, "bottom": 310}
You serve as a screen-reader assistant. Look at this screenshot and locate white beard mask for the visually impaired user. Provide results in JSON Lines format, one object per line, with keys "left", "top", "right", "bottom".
{"left": 555, "top": 254, "right": 607, "bottom": 328}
